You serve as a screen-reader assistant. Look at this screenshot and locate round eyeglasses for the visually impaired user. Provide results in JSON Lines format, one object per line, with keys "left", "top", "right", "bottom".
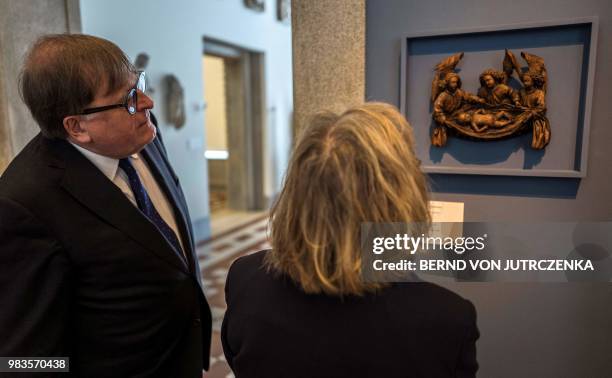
{"left": 80, "top": 71, "right": 146, "bottom": 116}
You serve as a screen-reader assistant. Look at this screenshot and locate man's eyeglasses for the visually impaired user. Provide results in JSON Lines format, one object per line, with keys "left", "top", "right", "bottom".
{"left": 80, "top": 71, "right": 146, "bottom": 116}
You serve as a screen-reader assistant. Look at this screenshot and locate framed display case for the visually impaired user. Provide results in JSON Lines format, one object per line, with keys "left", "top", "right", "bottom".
{"left": 400, "top": 17, "right": 598, "bottom": 178}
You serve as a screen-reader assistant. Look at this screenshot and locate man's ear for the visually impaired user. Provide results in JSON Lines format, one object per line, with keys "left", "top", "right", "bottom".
{"left": 63, "top": 115, "right": 92, "bottom": 144}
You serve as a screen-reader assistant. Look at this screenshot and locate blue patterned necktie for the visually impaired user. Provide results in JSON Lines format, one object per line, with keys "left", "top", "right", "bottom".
{"left": 119, "top": 157, "right": 186, "bottom": 264}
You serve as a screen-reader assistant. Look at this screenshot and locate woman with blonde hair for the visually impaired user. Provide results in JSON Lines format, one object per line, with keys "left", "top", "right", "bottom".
{"left": 221, "top": 102, "right": 478, "bottom": 377}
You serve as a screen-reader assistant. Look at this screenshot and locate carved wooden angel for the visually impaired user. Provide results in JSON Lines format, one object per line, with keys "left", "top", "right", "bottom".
{"left": 431, "top": 52, "right": 463, "bottom": 103}
{"left": 429, "top": 50, "right": 551, "bottom": 150}
{"left": 430, "top": 53, "right": 484, "bottom": 146}
{"left": 504, "top": 50, "right": 550, "bottom": 148}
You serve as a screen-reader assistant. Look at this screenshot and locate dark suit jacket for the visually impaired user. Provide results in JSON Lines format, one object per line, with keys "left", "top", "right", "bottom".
{"left": 0, "top": 130, "right": 212, "bottom": 377}
{"left": 222, "top": 250, "right": 479, "bottom": 378}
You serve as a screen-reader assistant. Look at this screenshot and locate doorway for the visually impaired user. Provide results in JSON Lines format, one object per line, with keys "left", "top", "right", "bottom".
{"left": 203, "top": 38, "right": 266, "bottom": 232}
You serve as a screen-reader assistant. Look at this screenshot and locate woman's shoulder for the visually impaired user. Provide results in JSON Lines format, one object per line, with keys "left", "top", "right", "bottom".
{"left": 226, "top": 251, "right": 475, "bottom": 320}
{"left": 227, "top": 249, "right": 269, "bottom": 284}
{"left": 225, "top": 250, "right": 274, "bottom": 298}
{"left": 392, "top": 279, "right": 469, "bottom": 302}
{"left": 230, "top": 249, "right": 268, "bottom": 269}
{"left": 389, "top": 280, "right": 476, "bottom": 325}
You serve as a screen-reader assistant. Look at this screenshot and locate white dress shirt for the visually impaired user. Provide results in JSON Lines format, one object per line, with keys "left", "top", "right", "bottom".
{"left": 70, "top": 142, "right": 186, "bottom": 254}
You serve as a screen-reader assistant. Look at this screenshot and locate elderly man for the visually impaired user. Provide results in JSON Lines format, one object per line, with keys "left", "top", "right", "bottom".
{"left": 0, "top": 34, "right": 211, "bottom": 377}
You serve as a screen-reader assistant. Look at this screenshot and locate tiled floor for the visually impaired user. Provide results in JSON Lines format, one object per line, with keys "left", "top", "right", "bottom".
{"left": 199, "top": 213, "right": 270, "bottom": 378}
{"left": 209, "top": 210, "right": 269, "bottom": 236}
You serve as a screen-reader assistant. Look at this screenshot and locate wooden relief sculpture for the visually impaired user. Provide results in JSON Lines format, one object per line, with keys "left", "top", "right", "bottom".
{"left": 431, "top": 50, "right": 550, "bottom": 149}
{"left": 164, "top": 74, "right": 186, "bottom": 129}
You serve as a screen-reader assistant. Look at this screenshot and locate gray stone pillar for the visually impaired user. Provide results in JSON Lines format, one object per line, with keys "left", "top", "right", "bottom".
{"left": 0, "top": 0, "right": 80, "bottom": 173}
{"left": 291, "top": 0, "right": 366, "bottom": 135}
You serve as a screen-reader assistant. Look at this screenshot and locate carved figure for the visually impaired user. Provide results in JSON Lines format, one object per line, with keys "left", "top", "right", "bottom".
{"left": 477, "top": 69, "right": 520, "bottom": 106}
{"left": 432, "top": 73, "right": 483, "bottom": 124}
{"left": 457, "top": 109, "right": 513, "bottom": 133}
{"left": 430, "top": 50, "right": 551, "bottom": 149}
{"left": 519, "top": 71, "right": 550, "bottom": 149}
{"left": 164, "top": 74, "right": 186, "bottom": 129}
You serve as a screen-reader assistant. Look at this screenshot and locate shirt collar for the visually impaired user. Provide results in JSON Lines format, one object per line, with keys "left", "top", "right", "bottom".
{"left": 69, "top": 142, "right": 140, "bottom": 181}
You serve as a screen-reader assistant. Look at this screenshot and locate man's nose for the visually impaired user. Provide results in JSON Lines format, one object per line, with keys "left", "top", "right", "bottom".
{"left": 137, "top": 90, "right": 154, "bottom": 111}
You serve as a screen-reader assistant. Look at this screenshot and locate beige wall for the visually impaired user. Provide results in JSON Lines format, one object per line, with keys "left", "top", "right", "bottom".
{"left": 203, "top": 55, "right": 229, "bottom": 190}
{"left": 203, "top": 55, "right": 228, "bottom": 152}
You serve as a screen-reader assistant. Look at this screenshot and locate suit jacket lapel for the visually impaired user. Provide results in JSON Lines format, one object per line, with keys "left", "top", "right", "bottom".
{"left": 55, "top": 139, "right": 189, "bottom": 274}
{"left": 140, "top": 143, "right": 198, "bottom": 274}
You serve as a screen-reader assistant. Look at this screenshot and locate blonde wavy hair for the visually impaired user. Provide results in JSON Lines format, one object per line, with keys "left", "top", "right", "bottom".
{"left": 265, "top": 102, "right": 430, "bottom": 296}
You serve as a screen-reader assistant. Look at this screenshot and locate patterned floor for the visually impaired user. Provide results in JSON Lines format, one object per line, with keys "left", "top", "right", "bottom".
{"left": 199, "top": 213, "right": 271, "bottom": 378}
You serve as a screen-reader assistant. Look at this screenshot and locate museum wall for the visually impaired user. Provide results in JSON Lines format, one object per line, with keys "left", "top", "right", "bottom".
{"left": 0, "top": 0, "right": 80, "bottom": 173}
{"left": 366, "top": 0, "right": 612, "bottom": 222}
{"left": 366, "top": 1, "right": 612, "bottom": 377}
{"left": 80, "top": 0, "right": 294, "bottom": 239}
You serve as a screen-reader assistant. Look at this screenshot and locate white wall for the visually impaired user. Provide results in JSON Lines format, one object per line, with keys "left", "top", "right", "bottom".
{"left": 80, "top": 0, "right": 293, "bottom": 238}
